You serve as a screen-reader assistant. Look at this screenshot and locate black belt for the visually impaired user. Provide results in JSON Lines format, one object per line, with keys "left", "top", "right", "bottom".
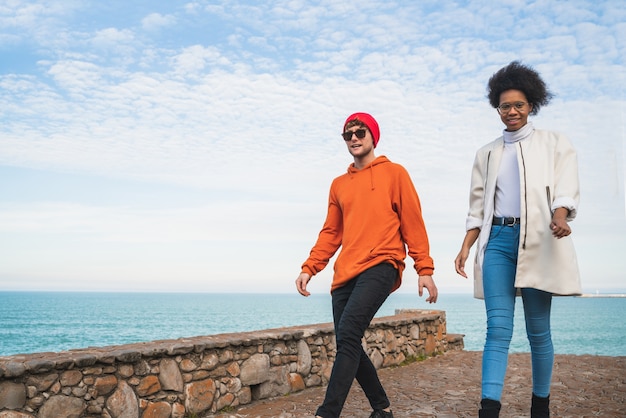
{"left": 493, "top": 216, "right": 520, "bottom": 226}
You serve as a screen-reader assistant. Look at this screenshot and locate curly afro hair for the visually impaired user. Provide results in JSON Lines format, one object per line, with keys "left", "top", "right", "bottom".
{"left": 487, "top": 61, "right": 553, "bottom": 116}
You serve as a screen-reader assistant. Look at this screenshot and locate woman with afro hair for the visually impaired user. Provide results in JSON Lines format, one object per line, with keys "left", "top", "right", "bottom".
{"left": 455, "top": 61, "right": 582, "bottom": 417}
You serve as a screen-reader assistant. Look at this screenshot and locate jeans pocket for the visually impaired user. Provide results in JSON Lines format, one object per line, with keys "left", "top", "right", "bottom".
{"left": 489, "top": 225, "right": 504, "bottom": 241}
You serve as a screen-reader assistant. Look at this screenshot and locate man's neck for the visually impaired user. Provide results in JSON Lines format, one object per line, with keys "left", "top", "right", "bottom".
{"left": 353, "top": 153, "right": 376, "bottom": 170}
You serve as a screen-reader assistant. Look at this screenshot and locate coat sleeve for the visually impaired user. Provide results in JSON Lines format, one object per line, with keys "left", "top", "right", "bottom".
{"left": 466, "top": 148, "right": 489, "bottom": 231}
{"left": 552, "top": 133, "right": 580, "bottom": 221}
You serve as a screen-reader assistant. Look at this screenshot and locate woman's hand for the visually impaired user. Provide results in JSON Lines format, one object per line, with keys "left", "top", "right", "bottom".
{"left": 455, "top": 228, "right": 480, "bottom": 278}
{"left": 455, "top": 249, "right": 470, "bottom": 278}
{"left": 551, "top": 208, "right": 571, "bottom": 239}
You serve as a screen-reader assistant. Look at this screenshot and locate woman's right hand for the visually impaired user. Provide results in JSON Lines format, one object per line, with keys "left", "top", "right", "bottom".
{"left": 454, "top": 249, "right": 469, "bottom": 278}
{"left": 455, "top": 228, "right": 480, "bottom": 278}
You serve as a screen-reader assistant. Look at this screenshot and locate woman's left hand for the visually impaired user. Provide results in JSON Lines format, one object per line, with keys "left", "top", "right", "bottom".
{"left": 550, "top": 208, "right": 571, "bottom": 239}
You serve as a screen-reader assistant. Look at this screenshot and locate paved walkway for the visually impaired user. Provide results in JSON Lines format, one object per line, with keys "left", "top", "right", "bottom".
{"left": 208, "top": 350, "right": 625, "bottom": 418}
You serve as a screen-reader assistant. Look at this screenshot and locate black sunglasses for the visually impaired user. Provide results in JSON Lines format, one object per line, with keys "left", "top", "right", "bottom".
{"left": 341, "top": 129, "right": 367, "bottom": 141}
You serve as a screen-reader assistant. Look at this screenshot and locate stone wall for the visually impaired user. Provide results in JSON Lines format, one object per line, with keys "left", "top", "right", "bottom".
{"left": 0, "top": 309, "right": 463, "bottom": 418}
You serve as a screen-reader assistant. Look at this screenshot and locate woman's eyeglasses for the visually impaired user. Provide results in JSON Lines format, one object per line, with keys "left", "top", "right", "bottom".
{"left": 497, "top": 102, "right": 528, "bottom": 114}
{"left": 342, "top": 129, "right": 367, "bottom": 141}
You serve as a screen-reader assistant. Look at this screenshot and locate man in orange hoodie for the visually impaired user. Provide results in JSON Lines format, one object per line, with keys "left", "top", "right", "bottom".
{"left": 295, "top": 112, "right": 437, "bottom": 418}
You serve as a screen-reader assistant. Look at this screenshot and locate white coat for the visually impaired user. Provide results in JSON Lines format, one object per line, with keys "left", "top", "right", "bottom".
{"left": 466, "top": 127, "right": 583, "bottom": 299}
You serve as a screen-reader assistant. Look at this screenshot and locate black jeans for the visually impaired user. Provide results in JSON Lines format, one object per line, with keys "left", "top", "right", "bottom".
{"left": 315, "top": 263, "right": 397, "bottom": 418}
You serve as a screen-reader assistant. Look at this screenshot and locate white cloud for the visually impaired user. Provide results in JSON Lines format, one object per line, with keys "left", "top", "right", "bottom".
{"left": 141, "top": 12, "right": 175, "bottom": 31}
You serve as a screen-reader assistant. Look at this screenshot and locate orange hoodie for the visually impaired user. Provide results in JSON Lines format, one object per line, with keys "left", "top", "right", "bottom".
{"left": 301, "top": 156, "right": 434, "bottom": 293}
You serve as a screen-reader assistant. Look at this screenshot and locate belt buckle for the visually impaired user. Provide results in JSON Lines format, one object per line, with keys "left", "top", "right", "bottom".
{"left": 505, "top": 217, "right": 516, "bottom": 226}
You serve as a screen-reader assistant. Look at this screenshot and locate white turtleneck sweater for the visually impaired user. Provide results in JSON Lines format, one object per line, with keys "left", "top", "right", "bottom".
{"left": 494, "top": 122, "right": 535, "bottom": 218}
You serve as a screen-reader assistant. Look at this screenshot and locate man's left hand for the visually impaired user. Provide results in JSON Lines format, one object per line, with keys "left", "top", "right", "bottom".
{"left": 418, "top": 275, "right": 438, "bottom": 303}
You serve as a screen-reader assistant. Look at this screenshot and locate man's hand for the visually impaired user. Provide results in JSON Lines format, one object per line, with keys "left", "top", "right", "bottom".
{"left": 418, "top": 275, "right": 438, "bottom": 303}
{"left": 295, "top": 272, "right": 312, "bottom": 297}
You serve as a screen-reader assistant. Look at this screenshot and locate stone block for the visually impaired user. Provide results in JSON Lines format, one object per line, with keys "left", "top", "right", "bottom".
{"left": 237, "top": 386, "right": 252, "bottom": 405}
{"left": 296, "top": 340, "right": 312, "bottom": 376}
{"left": 158, "top": 358, "right": 183, "bottom": 392}
{"left": 136, "top": 375, "right": 160, "bottom": 397}
{"left": 369, "top": 348, "right": 384, "bottom": 369}
{"left": 239, "top": 354, "right": 270, "bottom": 386}
{"left": 142, "top": 401, "right": 171, "bottom": 418}
{"left": 0, "top": 382, "right": 26, "bottom": 410}
{"left": 184, "top": 378, "right": 216, "bottom": 414}
{"left": 215, "top": 392, "right": 235, "bottom": 411}
{"left": 39, "top": 395, "right": 85, "bottom": 418}
{"left": 179, "top": 358, "right": 197, "bottom": 372}
{"left": 201, "top": 352, "right": 219, "bottom": 370}
{"left": 94, "top": 375, "right": 118, "bottom": 396}
{"left": 105, "top": 381, "right": 138, "bottom": 418}
{"left": 60, "top": 370, "right": 82, "bottom": 387}
{"left": 288, "top": 373, "right": 305, "bottom": 392}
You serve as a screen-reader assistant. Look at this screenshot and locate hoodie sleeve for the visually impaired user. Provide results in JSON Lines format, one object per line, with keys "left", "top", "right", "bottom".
{"left": 396, "top": 166, "right": 435, "bottom": 276}
{"left": 301, "top": 182, "right": 343, "bottom": 276}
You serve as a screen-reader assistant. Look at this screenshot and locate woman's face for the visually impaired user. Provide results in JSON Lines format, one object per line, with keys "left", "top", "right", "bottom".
{"left": 498, "top": 89, "right": 533, "bottom": 131}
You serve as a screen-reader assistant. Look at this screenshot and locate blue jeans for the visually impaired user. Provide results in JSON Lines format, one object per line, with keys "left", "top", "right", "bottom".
{"left": 482, "top": 224, "right": 554, "bottom": 401}
{"left": 315, "top": 263, "right": 396, "bottom": 418}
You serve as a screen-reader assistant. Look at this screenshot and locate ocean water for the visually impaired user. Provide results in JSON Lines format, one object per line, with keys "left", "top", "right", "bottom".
{"left": 0, "top": 291, "right": 624, "bottom": 357}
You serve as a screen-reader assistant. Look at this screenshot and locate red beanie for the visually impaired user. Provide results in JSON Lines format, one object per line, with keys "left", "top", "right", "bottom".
{"left": 344, "top": 112, "right": 380, "bottom": 148}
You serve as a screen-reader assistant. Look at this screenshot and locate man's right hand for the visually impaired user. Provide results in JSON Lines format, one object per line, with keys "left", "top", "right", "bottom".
{"left": 295, "top": 272, "right": 312, "bottom": 297}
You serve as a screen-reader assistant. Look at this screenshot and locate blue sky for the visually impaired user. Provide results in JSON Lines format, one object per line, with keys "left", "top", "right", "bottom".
{"left": 1, "top": 0, "right": 625, "bottom": 295}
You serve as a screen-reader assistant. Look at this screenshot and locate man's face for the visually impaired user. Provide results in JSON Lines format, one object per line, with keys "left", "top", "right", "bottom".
{"left": 342, "top": 125, "right": 374, "bottom": 158}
